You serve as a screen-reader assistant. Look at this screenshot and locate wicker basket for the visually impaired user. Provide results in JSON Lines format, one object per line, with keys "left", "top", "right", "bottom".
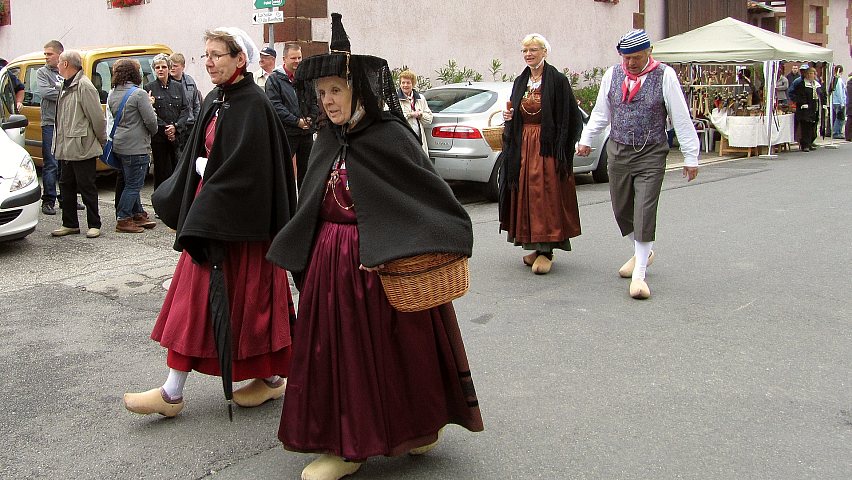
{"left": 378, "top": 253, "right": 470, "bottom": 312}
{"left": 482, "top": 110, "right": 504, "bottom": 152}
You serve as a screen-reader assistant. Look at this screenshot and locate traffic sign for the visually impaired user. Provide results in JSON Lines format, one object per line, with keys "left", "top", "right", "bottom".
{"left": 254, "top": 0, "right": 284, "bottom": 8}
{"left": 252, "top": 10, "right": 284, "bottom": 24}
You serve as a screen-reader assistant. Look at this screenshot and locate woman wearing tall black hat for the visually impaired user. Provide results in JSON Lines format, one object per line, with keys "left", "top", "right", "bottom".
{"left": 499, "top": 33, "right": 583, "bottom": 275}
{"left": 266, "top": 13, "right": 483, "bottom": 480}
{"left": 123, "top": 27, "right": 297, "bottom": 418}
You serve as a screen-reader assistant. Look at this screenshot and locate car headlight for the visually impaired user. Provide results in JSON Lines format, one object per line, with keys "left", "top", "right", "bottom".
{"left": 10, "top": 155, "right": 37, "bottom": 193}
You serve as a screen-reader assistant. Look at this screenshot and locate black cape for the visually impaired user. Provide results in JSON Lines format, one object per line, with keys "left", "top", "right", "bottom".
{"left": 152, "top": 73, "right": 297, "bottom": 262}
{"left": 266, "top": 112, "right": 472, "bottom": 274}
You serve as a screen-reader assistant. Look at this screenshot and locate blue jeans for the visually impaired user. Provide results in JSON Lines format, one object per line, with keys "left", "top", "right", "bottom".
{"left": 41, "top": 124, "right": 60, "bottom": 204}
{"left": 115, "top": 153, "right": 149, "bottom": 219}
{"left": 832, "top": 104, "right": 845, "bottom": 137}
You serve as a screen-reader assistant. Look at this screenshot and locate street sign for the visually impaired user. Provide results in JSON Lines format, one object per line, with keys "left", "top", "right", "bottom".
{"left": 254, "top": 0, "right": 284, "bottom": 8}
{"left": 252, "top": 10, "right": 284, "bottom": 24}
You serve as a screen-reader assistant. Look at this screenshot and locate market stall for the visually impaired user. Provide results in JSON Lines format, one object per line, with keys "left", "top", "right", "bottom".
{"left": 652, "top": 17, "right": 833, "bottom": 155}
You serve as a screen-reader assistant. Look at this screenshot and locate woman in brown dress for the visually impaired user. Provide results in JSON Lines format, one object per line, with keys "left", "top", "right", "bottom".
{"left": 499, "top": 34, "right": 583, "bottom": 274}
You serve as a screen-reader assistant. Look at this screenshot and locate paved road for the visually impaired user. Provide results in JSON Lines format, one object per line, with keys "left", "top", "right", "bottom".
{"left": 1, "top": 143, "right": 850, "bottom": 479}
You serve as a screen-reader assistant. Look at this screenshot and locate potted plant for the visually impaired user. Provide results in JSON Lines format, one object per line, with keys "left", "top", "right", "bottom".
{"left": 112, "top": 0, "right": 144, "bottom": 7}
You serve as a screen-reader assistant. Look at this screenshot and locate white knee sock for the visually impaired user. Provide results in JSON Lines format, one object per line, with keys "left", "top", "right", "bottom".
{"left": 162, "top": 369, "right": 188, "bottom": 400}
{"left": 633, "top": 241, "right": 653, "bottom": 280}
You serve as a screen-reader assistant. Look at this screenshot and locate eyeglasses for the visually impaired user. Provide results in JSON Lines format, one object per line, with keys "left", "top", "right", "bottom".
{"left": 201, "top": 52, "right": 229, "bottom": 62}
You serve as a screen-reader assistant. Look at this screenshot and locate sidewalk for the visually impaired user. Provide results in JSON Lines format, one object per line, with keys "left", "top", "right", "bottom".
{"left": 664, "top": 135, "right": 849, "bottom": 170}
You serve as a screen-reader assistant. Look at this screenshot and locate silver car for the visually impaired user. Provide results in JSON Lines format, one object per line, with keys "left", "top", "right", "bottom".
{"left": 423, "top": 82, "right": 610, "bottom": 201}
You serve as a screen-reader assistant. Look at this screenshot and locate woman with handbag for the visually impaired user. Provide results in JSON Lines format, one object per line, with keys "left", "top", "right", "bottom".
{"left": 266, "top": 14, "right": 483, "bottom": 480}
{"left": 123, "top": 27, "right": 297, "bottom": 418}
{"left": 499, "top": 33, "right": 583, "bottom": 275}
{"left": 107, "top": 58, "right": 158, "bottom": 233}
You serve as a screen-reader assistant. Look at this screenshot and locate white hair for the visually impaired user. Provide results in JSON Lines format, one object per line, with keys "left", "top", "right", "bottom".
{"left": 522, "top": 33, "right": 551, "bottom": 54}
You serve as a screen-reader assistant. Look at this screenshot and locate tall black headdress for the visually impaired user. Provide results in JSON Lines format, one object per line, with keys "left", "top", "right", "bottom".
{"left": 295, "top": 13, "right": 404, "bottom": 123}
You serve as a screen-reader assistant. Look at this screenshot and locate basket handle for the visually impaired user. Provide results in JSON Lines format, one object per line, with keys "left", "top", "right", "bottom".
{"left": 488, "top": 110, "right": 504, "bottom": 127}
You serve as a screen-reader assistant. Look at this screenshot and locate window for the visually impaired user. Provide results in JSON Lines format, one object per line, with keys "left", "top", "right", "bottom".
{"left": 91, "top": 54, "right": 160, "bottom": 102}
{"left": 0, "top": 71, "right": 15, "bottom": 119}
{"left": 424, "top": 89, "right": 498, "bottom": 114}
{"left": 23, "top": 64, "right": 44, "bottom": 107}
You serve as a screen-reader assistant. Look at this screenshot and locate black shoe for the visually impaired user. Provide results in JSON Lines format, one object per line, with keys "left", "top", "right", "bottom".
{"left": 41, "top": 203, "right": 56, "bottom": 215}
{"left": 76, "top": 202, "right": 85, "bottom": 211}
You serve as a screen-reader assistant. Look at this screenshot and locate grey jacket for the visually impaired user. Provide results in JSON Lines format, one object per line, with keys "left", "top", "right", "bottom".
{"left": 36, "top": 65, "right": 62, "bottom": 125}
{"left": 53, "top": 70, "right": 107, "bottom": 161}
{"left": 108, "top": 83, "right": 158, "bottom": 155}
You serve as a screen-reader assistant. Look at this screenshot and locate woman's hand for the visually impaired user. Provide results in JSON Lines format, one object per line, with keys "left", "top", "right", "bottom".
{"left": 411, "top": 110, "right": 422, "bottom": 119}
{"left": 359, "top": 264, "right": 385, "bottom": 272}
{"left": 165, "top": 124, "right": 177, "bottom": 142}
{"left": 503, "top": 108, "right": 514, "bottom": 122}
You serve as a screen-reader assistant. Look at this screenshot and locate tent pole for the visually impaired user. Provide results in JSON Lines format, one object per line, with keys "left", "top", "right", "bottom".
{"left": 759, "top": 60, "right": 779, "bottom": 158}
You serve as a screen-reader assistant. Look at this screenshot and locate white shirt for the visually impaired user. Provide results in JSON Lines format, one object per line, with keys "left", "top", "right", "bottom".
{"left": 255, "top": 69, "right": 271, "bottom": 88}
{"left": 580, "top": 64, "right": 700, "bottom": 167}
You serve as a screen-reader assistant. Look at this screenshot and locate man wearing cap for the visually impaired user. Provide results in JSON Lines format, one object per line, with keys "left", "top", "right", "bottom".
{"left": 577, "top": 29, "right": 699, "bottom": 300}
{"left": 255, "top": 45, "right": 276, "bottom": 88}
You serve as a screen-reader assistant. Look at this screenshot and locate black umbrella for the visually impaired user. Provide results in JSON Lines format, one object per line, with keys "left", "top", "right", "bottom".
{"left": 208, "top": 243, "right": 234, "bottom": 421}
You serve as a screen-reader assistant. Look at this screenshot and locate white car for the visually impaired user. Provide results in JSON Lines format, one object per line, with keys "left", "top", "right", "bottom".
{"left": 0, "top": 113, "right": 40, "bottom": 241}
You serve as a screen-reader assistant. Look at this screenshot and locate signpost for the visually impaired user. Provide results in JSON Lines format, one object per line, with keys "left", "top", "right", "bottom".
{"left": 252, "top": 0, "right": 286, "bottom": 47}
{"left": 254, "top": 0, "right": 284, "bottom": 8}
{"left": 252, "top": 10, "right": 284, "bottom": 24}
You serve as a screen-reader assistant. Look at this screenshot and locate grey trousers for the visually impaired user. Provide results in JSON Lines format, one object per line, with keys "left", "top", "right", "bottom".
{"left": 606, "top": 140, "right": 669, "bottom": 242}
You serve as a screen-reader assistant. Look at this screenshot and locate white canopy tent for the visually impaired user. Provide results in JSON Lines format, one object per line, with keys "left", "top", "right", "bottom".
{"left": 652, "top": 17, "right": 834, "bottom": 155}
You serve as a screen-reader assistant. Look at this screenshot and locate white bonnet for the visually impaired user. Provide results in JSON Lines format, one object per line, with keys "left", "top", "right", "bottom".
{"left": 214, "top": 26, "right": 260, "bottom": 67}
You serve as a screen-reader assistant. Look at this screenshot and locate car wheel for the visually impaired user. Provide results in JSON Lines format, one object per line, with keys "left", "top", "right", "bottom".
{"left": 483, "top": 159, "right": 500, "bottom": 202}
{"left": 592, "top": 140, "right": 609, "bottom": 183}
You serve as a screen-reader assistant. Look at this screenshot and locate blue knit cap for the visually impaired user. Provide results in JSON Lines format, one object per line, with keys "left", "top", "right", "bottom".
{"left": 617, "top": 29, "right": 651, "bottom": 54}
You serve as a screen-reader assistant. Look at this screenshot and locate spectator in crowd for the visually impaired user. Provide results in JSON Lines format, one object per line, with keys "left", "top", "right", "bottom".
{"left": 107, "top": 58, "right": 158, "bottom": 233}
{"left": 50, "top": 50, "right": 106, "bottom": 239}
{"left": 397, "top": 69, "right": 433, "bottom": 154}
{"left": 788, "top": 64, "right": 824, "bottom": 152}
{"left": 255, "top": 45, "right": 276, "bottom": 88}
{"left": 0, "top": 58, "right": 25, "bottom": 112}
{"left": 145, "top": 53, "right": 189, "bottom": 189}
{"left": 266, "top": 43, "right": 317, "bottom": 188}
{"left": 829, "top": 64, "right": 846, "bottom": 139}
{"left": 35, "top": 40, "right": 65, "bottom": 215}
{"left": 775, "top": 69, "right": 789, "bottom": 107}
{"left": 169, "top": 52, "right": 203, "bottom": 149}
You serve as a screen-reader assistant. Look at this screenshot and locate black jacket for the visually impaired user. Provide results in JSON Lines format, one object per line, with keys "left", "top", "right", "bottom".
{"left": 152, "top": 73, "right": 297, "bottom": 264}
{"left": 265, "top": 68, "right": 318, "bottom": 137}
{"left": 145, "top": 76, "right": 190, "bottom": 143}
{"left": 789, "top": 77, "right": 824, "bottom": 123}
{"left": 266, "top": 111, "right": 472, "bottom": 274}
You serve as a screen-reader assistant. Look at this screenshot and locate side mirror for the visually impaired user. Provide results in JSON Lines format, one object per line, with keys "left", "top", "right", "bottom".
{"left": 2, "top": 114, "right": 28, "bottom": 130}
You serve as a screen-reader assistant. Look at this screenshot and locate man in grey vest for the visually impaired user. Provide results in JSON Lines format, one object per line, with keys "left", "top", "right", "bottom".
{"left": 577, "top": 29, "right": 698, "bottom": 300}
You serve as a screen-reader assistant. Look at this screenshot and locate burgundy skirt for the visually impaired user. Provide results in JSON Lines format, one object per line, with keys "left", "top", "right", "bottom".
{"left": 151, "top": 240, "right": 294, "bottom": 380}
{"left": 278, "top": 168, "right": 483, "bottom": 461}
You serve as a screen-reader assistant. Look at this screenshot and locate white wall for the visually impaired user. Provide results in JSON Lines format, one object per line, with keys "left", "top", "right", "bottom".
{"left": 827, "top": 0, "right": 852, "bottom": 70}
{"left": 1, "top": 0, "right": 659, "bottom": 94}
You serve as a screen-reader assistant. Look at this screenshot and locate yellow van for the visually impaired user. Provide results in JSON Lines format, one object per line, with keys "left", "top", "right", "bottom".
{"left": 0, "top": 44, "right": 172, "bottom": 170}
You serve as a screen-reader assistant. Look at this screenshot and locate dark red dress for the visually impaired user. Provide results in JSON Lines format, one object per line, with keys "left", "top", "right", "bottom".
{"left": 278, "top": 166, "right": 483, "bottom": 461}
{"left": 150, "top": 115, "right": 293, "bottom": 380}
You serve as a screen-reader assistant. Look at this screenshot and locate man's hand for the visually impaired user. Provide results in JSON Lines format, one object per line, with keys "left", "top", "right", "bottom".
{"left": 576, "top": 144, "right": 591, "bottom": 157}
{"left": 298, "top": 118, "right": 311, "bottom": 129}
{"left": 683, "top": 166, "right": 698, "bottom": 181}
{"left": 165, "top": 124, "right": 176, "bottom": 142}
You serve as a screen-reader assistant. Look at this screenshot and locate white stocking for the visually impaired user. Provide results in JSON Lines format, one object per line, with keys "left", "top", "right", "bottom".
{"left": 162, "top": 369, "right": 188, "bottom": 400}
{"left": 633, "top": 240, "right": 653, "bottom": 280}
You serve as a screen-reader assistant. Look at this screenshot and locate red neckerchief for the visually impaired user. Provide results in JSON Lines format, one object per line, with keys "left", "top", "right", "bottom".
{"left": 284, "top": 66, "right": 295, "bottom": 83}
{"left": 621, "top": 57, "right": 660, "bottom": 103}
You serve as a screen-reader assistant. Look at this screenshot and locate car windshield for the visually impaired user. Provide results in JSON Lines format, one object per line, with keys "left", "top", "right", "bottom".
{"left": 92, "top": 54, "right": 161, "bottom": 102}
{"left": 424, "top": 88, "right": 498, "bottom": 114}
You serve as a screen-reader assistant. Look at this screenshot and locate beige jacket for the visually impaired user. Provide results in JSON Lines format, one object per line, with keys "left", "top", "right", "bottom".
{"left": 400, "top": 92, "right": 433, "bottom": 154}
{"left": 53, "top": 70, "right": 107, "bottom": 161}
